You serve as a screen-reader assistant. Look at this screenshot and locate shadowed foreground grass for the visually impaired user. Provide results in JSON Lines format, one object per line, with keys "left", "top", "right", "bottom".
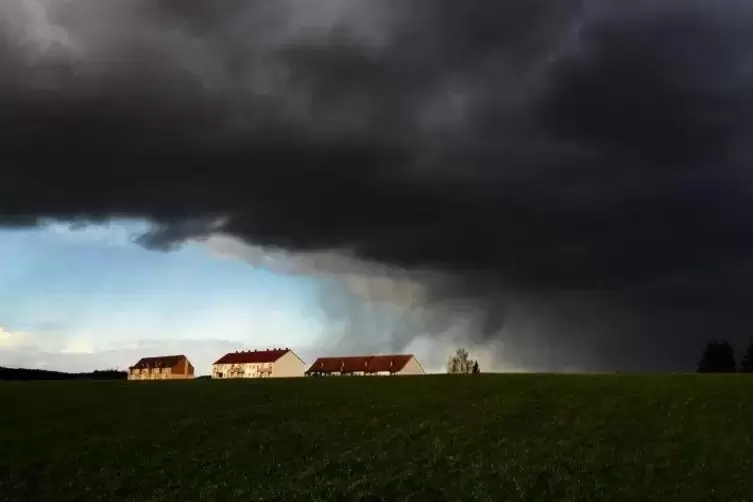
{"left": 1, "top": 374, "right": 752, "bottom": 501}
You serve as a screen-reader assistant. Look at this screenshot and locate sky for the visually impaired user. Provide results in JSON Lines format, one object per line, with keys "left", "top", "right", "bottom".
{"left": 4, "top": 0, "right": 753, "bottom": 372}
{"left": 0, "top": 221, "right": 331, "bottom": 374}
{"left": 0, "top": 221, "right": 473, "bottom": 374}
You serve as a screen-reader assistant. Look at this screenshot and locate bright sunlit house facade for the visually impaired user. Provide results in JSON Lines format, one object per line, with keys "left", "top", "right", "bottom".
{"left": 128, "top": 355, "right": 195, "bottom": 380}
{"left": 212, "top": 348, "right": 306, "bottom": 379}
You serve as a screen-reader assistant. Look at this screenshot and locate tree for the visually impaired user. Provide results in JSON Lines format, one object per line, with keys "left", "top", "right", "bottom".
{"left": 447, "top": 348, "right": 477, "bottom": 374}
{"left": 472, "top": 361, "right": 480, "bottom": 374}
{"left": 447, "top": 351, "right": 460, "bottom": 374}
{"left": 697, "top": 340, "right": 736, "bottom": 373}
{"left": 740, "top": 341, "right": 753, "bottom": 373}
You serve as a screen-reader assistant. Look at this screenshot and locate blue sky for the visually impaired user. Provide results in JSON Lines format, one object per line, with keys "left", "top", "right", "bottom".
{"left": 0, "top": 221, "right": 332, "bottom": 374}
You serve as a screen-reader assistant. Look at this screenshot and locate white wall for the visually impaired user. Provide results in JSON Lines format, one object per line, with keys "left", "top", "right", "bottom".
{"left": 211, "top": 363, "right": 231, "bottom": 378}
{"left": 271, "top": 351, "right": 306, "bottom": 378}
{"left": 212, "top": 353, "right": 305, "bottom": 378}
{"left": 397, "top": 356, "right": 425, "bottom": 375}
{"left": 212, "top": 363, "right": 257, "bottom": 378}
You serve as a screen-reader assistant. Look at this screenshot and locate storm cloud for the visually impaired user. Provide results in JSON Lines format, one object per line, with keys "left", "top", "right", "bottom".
{"left": 3, "top": 0, "right": 753, "bottom": 370}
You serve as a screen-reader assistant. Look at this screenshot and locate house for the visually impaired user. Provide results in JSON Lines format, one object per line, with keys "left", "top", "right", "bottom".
{"left": 211, "top": 348, "right": 306, "bottom": 379}
{"left": 305, "top": 354, "right": 425, "bottom": 376}
{"left": 127, "top": 355, "right": 195, "bottom": 380}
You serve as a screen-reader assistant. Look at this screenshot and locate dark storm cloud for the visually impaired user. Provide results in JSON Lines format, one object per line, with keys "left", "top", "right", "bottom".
{"left": 3, "top": 0, "right": 753, "bottom": 370}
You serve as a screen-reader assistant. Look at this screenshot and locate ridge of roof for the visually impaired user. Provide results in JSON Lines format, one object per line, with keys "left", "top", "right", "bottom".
{"left": 212, "top": 348, "right": 291, "bottom": 365}
{"left": 130, "top": 355, "right": 187, "bottom": 369}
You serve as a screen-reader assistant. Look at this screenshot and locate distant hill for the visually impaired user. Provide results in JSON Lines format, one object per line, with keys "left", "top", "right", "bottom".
{"left": 0, "top": 366, "right": 127, "bottom": 381}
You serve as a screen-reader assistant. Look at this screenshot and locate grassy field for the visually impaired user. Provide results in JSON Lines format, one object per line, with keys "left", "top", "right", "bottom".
{"left": 1, "top": 374, "right": 752, "bottom": 501}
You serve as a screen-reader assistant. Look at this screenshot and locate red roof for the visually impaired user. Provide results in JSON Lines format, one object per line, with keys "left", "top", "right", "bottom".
{"left": 130, "top": 355, "right": 186, "bottom": 370}
{"left": 213, "top": 348, "right": 291, "bottom": 365}
{"left": 305, "top": 354, "right": 413, "bottom": 374}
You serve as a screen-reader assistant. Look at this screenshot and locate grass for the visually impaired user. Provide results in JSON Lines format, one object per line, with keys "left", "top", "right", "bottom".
{"left": 1, "top": 374, "right": 752, "bottom": 501}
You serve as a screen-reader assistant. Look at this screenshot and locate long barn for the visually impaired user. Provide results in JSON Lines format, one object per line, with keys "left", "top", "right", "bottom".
{"left": 305, "top": 354, "right": 425, "bottom": 376}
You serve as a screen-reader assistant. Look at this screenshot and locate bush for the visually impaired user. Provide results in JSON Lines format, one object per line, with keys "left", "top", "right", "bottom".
{"left": 740, "top": 341, "right": 753, "bottom": 373}
{"left": 697, "top": 341, "right": 736, "bottom": 373}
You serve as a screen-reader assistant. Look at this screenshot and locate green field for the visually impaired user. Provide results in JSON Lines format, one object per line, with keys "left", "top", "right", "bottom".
{"left": 1, "top": 374, "right": 752, "bottom": 501}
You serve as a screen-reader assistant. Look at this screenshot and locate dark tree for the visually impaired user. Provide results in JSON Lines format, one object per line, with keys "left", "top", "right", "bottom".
{"left": 697, "top": 341, "right": 736, "bottom": 373}
{"left": 472, "top": 361, "right": 480, "bottom": 374}
{"left": 0, "top": 366, "right": 127, "bottom": 381}
{"left": 447, "top": 348, "right": 473, "bottom": 374}
{"left": 740, "top": 341, "right": 753, "bottom": 373}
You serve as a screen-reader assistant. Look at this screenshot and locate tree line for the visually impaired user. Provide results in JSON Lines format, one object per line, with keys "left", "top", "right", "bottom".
{"left": 0, "top": 366, "right": 127, "bottom": 381}
{"left": 697, "top": 340, "right": 753, "bottom": 373}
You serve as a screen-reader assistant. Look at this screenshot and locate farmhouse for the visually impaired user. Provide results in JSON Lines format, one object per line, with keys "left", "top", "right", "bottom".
{"left": 212, "top": 348, "right": 306, "bottom": 379}
{"left": 128, "top": 355, "right": 195, "bottom": 380}
{"left": 305, "top": 354, "right": 425, "bottom": 376}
